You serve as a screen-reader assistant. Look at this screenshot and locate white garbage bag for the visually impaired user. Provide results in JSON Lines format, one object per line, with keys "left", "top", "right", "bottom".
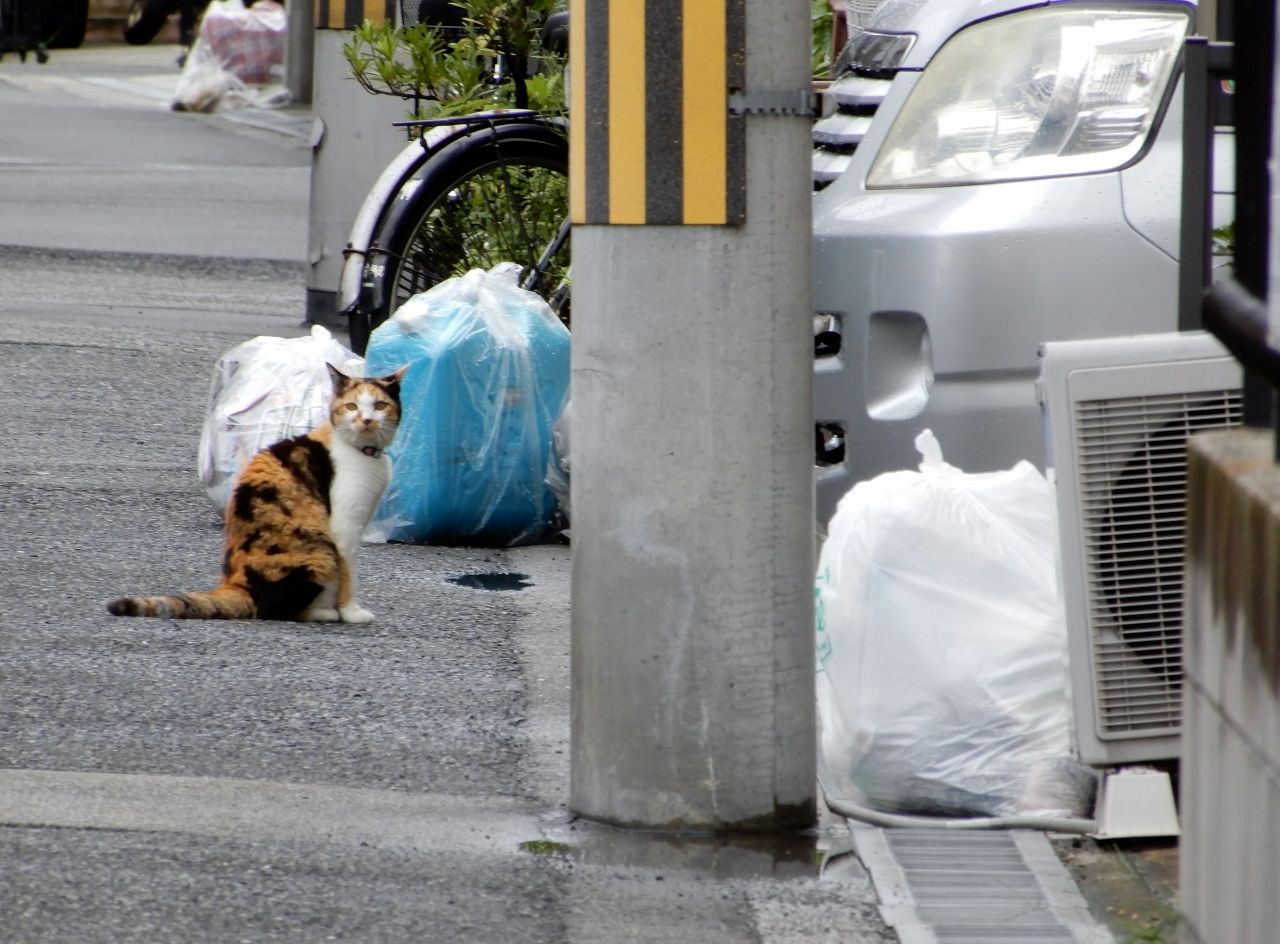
{"left": 172, "top": 0, "right": 289, "bottom": 113}
{"left": 816, "top": 430, "right": 1094, "bottom": 819}
{"left": 197, "top": 326, "right": 363, "bottom": 515}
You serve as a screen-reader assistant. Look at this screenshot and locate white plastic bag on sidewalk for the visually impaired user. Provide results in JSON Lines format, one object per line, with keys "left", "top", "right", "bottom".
{"left": 172, "top": 0, "right": 288, "bottom": 113}
{"left": 816, "top": 430, "right": 1094, "bottom": 819}
{"left": 197, "top": 326, "right": 363, "bottom": 514}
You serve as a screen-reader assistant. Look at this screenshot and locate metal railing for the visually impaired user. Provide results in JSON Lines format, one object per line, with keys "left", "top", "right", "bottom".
{"left": 1180, "top": 6, "right": 1280, "bottom": 450}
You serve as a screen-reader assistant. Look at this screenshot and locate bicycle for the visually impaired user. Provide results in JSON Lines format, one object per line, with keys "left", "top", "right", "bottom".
{"left": 339, "top": 3, "right": 571, "bottom": 355}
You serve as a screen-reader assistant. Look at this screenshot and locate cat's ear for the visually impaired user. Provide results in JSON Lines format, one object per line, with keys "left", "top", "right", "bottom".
{"left": 380, "top": 365, "right": 409, "bottom": 389}
{"left": 326, "top": 363, "right": 348, "bottom": 394}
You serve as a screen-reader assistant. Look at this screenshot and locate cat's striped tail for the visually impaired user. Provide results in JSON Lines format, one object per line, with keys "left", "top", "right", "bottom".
{"left": 106, "top": 586, "right": 255, "bottom": 620}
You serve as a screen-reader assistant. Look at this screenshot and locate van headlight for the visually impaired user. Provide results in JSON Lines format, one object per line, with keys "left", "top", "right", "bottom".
{"left": 866, "top": 4, "right": 1191, "bottom": 188}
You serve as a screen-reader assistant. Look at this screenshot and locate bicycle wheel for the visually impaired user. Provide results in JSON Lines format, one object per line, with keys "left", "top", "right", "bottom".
{"left": 351, "top": 120, "right": 570, "bottom": 354}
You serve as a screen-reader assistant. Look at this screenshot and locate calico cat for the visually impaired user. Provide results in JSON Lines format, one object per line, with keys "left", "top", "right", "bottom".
{"left": 108, "top": 364, "right": 407, "bottom": 623}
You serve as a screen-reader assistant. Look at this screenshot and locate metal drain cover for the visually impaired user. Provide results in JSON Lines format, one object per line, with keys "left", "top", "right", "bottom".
{"left": 853, "top": 829, "right": 1114, "bottom": 944}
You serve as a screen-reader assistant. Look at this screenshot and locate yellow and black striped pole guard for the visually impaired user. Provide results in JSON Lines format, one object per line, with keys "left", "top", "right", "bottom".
{"left": 314, "top": 0, "right": 397, "bottom": 31}
{"left": 570, "top": 0, "right": 747, "bottom": 226}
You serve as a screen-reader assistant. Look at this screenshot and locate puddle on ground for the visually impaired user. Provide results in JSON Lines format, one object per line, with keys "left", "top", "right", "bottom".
{"left": 447, "top": 572, "right": 533, "bottom": 592}
{"left": 539, "top": 816, "right": 831, "bottom": 879}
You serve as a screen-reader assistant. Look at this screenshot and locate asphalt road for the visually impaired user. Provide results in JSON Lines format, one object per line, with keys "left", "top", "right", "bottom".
{"left": 0, "top": 41, "right": 569, "bottom": 943}
{"left": 0, "top": 42, "right": 310, "bottom": 260}
{"left": 0, "top": 42, "right": 895, "bottom": 944}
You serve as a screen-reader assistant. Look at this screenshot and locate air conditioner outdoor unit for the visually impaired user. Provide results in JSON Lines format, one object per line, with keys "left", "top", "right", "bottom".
{"left": 1038, "top": 332, "right": 1243, "bottom": 770}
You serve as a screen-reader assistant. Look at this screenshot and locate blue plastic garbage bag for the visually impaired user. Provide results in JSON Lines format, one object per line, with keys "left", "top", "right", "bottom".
{"left": 364, "top": 266, "right": 570, "bottom": 545}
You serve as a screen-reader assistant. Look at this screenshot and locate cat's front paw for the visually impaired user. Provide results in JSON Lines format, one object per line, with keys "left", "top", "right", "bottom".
{"left": 302, "top": 607, "right": 341, "bottom": 623}
{"left": 339, "top": 604, "right": 375, "bottom": 624}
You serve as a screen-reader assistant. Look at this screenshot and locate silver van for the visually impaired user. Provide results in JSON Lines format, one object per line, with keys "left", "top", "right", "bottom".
{"left": 811, "top": 0, "right": 1220, "bottom": 522}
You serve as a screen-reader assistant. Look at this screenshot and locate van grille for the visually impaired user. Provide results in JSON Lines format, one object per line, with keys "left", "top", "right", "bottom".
{"left": 812, "top": 0, "right": 906, "bottom": 190}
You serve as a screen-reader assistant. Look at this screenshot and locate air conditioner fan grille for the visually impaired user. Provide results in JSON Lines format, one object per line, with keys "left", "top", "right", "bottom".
{"left": 1073, "top": 388, "right": 1242, "bottom": 737}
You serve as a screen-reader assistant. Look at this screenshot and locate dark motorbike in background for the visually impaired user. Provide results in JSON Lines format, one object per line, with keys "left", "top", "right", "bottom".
{"left": 124, "top": 0, "right": 207, "bottom": 46}
{"left": 0, "top": 0, "right": 88, "bottom": 60}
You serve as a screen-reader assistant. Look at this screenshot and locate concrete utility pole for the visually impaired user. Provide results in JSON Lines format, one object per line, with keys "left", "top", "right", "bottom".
{"left": 284, "top": 0, "right": 313, "bottom": 105}
{"left": 568, "top": 0, "right": 815, "bottom": 830}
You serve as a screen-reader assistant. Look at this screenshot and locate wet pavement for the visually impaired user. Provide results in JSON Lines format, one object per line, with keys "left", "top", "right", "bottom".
{"left": 1058, "top": 836, "right": 1181, "bottom": 942}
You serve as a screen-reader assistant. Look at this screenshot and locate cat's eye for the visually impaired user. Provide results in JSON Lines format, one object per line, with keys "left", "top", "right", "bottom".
{"left": 374, "top": 400, "right": 390, "bottom": 410}
{"left": 343, "top": 403, "right": 358, "bottom": 412}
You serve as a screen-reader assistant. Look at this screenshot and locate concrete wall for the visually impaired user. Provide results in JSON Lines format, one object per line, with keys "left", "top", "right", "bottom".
{"left": 1181, "top": 429, "right": 1280, "bottom": 944}
{"left": 304, "top": 28, "right": 408, "bottom": 326}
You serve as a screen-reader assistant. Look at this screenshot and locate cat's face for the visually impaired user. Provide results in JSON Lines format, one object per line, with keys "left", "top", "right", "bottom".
{"left": 327, "top": 365, "right": 407, "bottom": 450}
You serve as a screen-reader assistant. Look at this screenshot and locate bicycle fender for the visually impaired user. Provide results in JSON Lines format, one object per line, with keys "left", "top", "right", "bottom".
{"left": 338, "top": 123, "right": 480, "bottom": 315}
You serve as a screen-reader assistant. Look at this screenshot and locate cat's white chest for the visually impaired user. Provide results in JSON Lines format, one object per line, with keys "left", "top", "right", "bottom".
{"left": 329, "top": 442, "right": 390, "bottom": 554}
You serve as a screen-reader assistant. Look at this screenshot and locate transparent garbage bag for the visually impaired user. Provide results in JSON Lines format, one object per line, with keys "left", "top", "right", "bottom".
{"left": 364, "top": 265, "right": 571, "bottom": 546}
{"left": 172, "top": 0, "right": 288, "bottom": 113}
{"left": 545, "top": 397, "right": 571, "bottom": 524}
{"left": 815, "top": 430, "right": 1095, "bottom": 819}
{"left": 197, "top": 326, "right": 362, "bottom": 515}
